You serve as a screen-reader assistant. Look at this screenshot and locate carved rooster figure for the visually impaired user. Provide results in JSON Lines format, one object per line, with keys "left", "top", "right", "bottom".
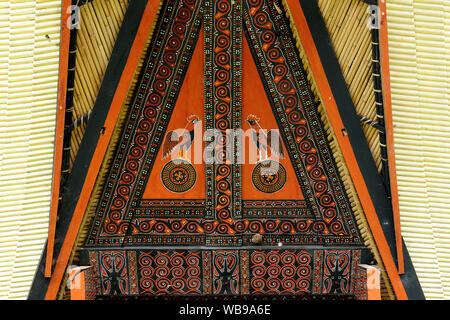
{"left": 246, "top": 114, "right": 285, "bottom": 161}
{"left": 162, "top": 115, "right": 200, "bottom": 160}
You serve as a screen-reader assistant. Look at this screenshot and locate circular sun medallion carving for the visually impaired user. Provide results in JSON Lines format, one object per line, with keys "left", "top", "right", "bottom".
{"left": 161, "top": 159, "right": 197, "bottom": 193}
{"left": 252, "top": 160, "right": 287, "bottom": 193}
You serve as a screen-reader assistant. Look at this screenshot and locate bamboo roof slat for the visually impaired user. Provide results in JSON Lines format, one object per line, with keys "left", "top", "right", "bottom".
{"left": 0, "top": 0, "right": 61, "bottom": 300}
{"left": 68, "top": 0, "right": 130, "bottom": 170}
{"left": 387, "top": 0, "right": 450, "bottom": 300}
{"left": 318, "top": 0, "right": 382, "bottom": 173}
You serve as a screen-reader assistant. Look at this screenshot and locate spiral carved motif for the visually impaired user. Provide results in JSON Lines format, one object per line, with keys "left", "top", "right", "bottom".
{"left": 243, "top": 0, "right": 360, "bottom": 242}
{"left": 138, "top": 251, "right": 202, "bottom": 295}
{"left": 87, "top": 0, "right": 203, "bottom": 243}
{"left": 250, "top": 250, "right": 312, "bottom": 294}
{"left": 90, "top": 249, "right": 362, "bottom": 297}
{"left": 211, "top": 0, "right": 234, "bottom": 224}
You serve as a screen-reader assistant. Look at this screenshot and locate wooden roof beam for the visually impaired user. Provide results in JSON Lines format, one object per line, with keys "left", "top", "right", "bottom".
{"left": 284, "top": 0, "right": 423, "bottom": 300}
{"left": 378, "top": 0, "right": 403, "bottom": 275}
{"left": 28, "top": 0, "right": 161, "bottom": 300}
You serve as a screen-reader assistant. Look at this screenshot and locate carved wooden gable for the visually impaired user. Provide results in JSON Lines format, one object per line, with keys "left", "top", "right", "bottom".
{"left": 81, "top": 0, "right": 369, "bottom": 298}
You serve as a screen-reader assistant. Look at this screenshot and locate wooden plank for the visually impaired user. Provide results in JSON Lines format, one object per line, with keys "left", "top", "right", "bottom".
{"left": 378, "top": 0, "right": 404, "bottom": 275}
{"left": 45, "top": 0, "right": 72, "bottom": 278}
{"left": 28, "top": 0, "right": 160, "bottom": 300}
{"left": 285, "top": 0, "right": 408, "bottom": 300}
{"left": 44, "top": 0, "right": 160, "bottom": 300}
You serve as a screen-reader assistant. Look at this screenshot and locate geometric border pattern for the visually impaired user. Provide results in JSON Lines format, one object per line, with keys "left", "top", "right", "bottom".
{"left": 86, "top": 248, "right": 364, "bottom": 298}
{"left": 85, "top": 0, "right": 362, "bottom": 247}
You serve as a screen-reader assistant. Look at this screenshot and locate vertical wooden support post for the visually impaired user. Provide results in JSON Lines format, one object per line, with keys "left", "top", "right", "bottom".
{"left": 360, "top": 264, "right": 381, "bottom": 300}
{"left": 284, "top": 0, "right": 407, "bottom": 299}
{"left": 68, "top": 266, "right": 91, "bottom": 300}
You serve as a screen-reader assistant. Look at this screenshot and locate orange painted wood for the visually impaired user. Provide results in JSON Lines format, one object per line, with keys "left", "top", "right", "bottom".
{"left": 45, "top": 0, "right": 72, "bottom": 278}
{"left": 68, "top": 267, "right": 88, "bottom": 300}
{"left": 378, "top": 0, "right": 404, "bottom": 275}
{"left": 44, "top": 1, "right": 161, "bottom": 300}
{"left": 360, "top": 264, "right": 381, "bottom": 300}
{"left": 241, "top": 36, "right": 304, "bottom": 201}
{"left": 367, "top": 266, "right": 382, "bottom": 300}
{"left": 285, "top": 0, "right": 407, "bottom": 299}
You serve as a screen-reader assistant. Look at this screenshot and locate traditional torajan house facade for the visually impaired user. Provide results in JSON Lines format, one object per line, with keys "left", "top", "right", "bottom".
{"left": 1, "top": 0, "right": 449, "bottom": 300}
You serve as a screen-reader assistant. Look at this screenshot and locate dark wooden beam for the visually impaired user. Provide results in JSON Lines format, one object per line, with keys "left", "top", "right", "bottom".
{"left": 360, "top": 0, "right": 377, "bottom": 5}
{"left": 28, "top": 0, "right": 152, "bottom": 299}
{"left": 297, "top": 0, "right": 423, "bottom": 300}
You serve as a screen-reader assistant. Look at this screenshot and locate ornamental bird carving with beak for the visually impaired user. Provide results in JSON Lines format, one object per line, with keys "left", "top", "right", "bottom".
{"left": 246, "top": 114, "right": 285, "bottom": 161}
{"left": 161, "top": 114, "right": 200, "bottom": 160}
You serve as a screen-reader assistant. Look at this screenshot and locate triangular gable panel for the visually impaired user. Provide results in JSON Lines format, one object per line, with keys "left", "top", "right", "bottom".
{"left": 84, "top": 0, "right": 361, "bottom": 248}
{"left": 241, "top": 35, "right": 305, "bottom": 201}
{"left": 240, "top": 0, "right": 360, "bottom": 244}
{"left": 142, "top": 26, "right": 206, "bottom": 200}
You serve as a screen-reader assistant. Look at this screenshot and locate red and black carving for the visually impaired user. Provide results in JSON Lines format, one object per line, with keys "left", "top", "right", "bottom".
{"left": 85, "top": 248, "right": 366, "bottom": 298}
{"left": 242, "top": 199, "right": 312, "bottom": 218}
{"left": 161, "top": 159, "right": 197, "bottom": 193}
{"left": 242, "top": 0, "right": 360, "bottom": 243}
{"left": 249, "top": 250, "right": 312, "bottom": 294}
{"left": 124, "top": 215, "right": 357, "bottom": 246}
{"left": 85, "top": 0, "right": 362, "bottom": 247}
{"left": 322, "top": 250, "right": 353, "bottom": 294}
{"left": 204, "top": 0, "right": 242, "bottom": 224}
{"left": 251, "top": 160, "right": 287, "bottom": 193}
{"left": 98, "top": 251, "right": 130, "bottom": 295}
{"left": 245, "top": 114, "right": 285, "bottom": 160}
{"left": 86, "top": 0, "right": 204, "bottom": 246}
{"left": 212, "top": 251, "right": 240, "bottom": 294}
{"left": 202, "top": 0, "right": 244, "bottom": 245}
{"left": 135, "top": 199, "right": 205, "bottom": 218}
{"left": 161, "top": 115, "right": 200, "bottom": 160}
{"left": 138, "top": 250, "right": 202, "bottom": 295}
{"left": 78, "top": 0, "right": 373, "bottom": 302}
